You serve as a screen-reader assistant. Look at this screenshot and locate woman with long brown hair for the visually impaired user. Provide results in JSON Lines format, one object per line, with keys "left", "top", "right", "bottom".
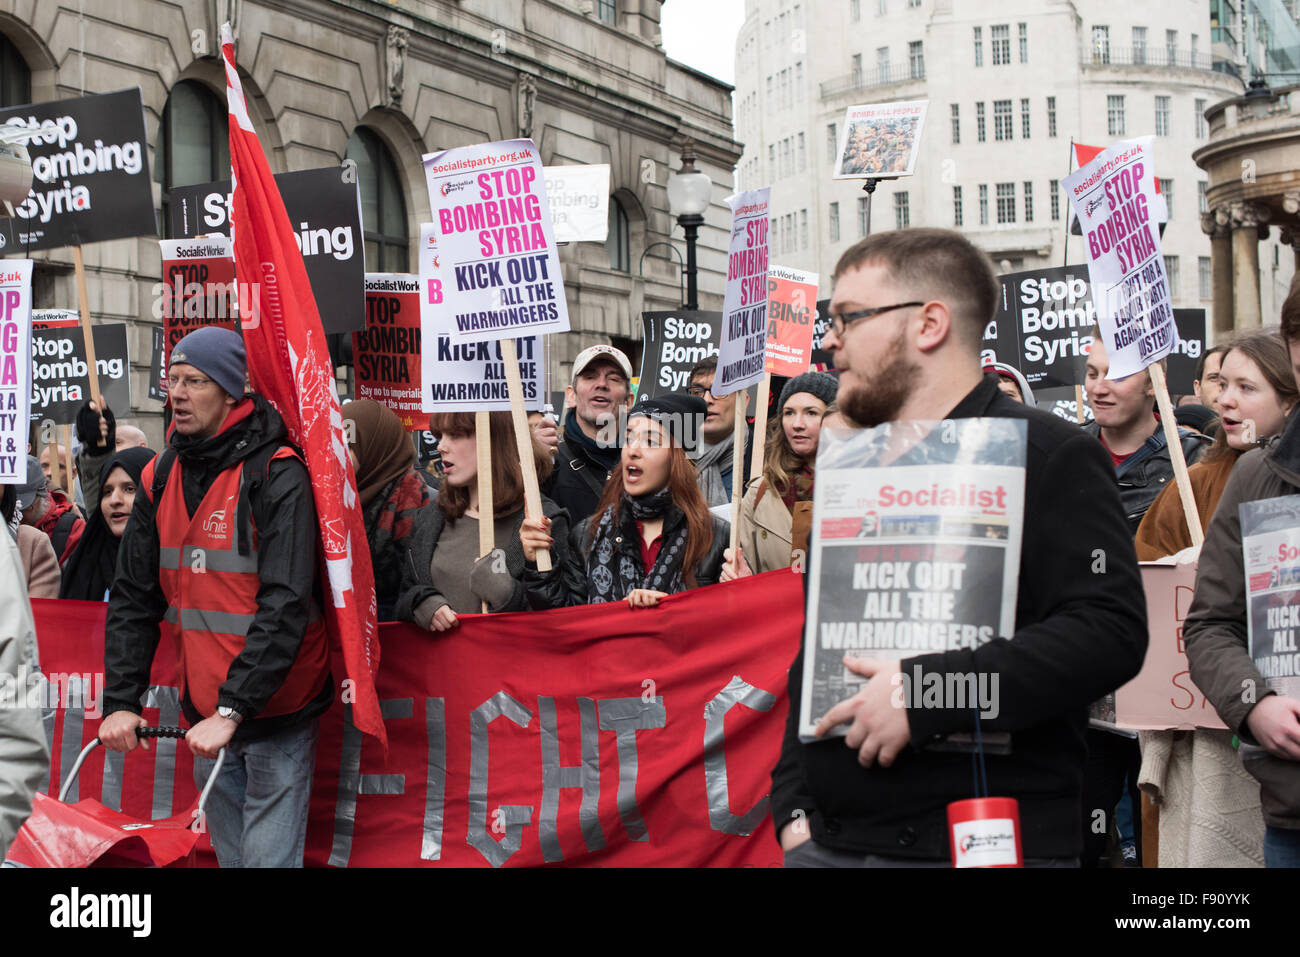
{"left": 395, "top": 410, "right": 568, "bottom": 632}
{"left": 522, "top": 394, "right": 730, "bottom": 608}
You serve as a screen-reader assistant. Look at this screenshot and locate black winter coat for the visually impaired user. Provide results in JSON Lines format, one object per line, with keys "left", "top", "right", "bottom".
{"left": 541, "top": 437, "right": 613, "bottom": 527}
{"left": 1082, "top": 420, "right": 1210, "bottom": 531}
{"left": 772, "top": 375, "right": 1149, "bottom": 861}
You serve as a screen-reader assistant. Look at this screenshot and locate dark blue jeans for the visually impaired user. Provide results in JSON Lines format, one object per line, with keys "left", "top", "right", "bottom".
{"left": 1265, "top": 825, "right": 1300, "bottom": 868}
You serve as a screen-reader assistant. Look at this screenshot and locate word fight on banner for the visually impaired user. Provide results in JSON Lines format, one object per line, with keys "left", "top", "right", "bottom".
{"left": 168, "top": 166, "right": 365, "bottom": 335}
{"left": 355, "top": 274, "right": 424, "bottom": 428}
{"left": 0, "top": 259, "right": 32, "bottom": 481}
{"left": 1063, "top": 136, "right": 1177, "bottom": 380}
{"left": 543, "top": 164, "right": 610, "bottom": 243}
{"left": 802, "top": 419, "right": 1026, "bottom": 742}
{"left": 1242, "top": 495, "right": 1300, "bottom": 700}
{"left": 715, "top": 188, "right": 770, "bottom": 396}
{"left": 636, "top": 311, "right": 721, "bottom": 398}
{"left": 0, "top": 89, "right": 155, "bottom": 250}
{"left": 30, "top": 314, "right": 130, "bottom": 424}
{"left": 833, "top": 100, "right": 928, "bottom": 179}
{"left": 27, "top": 570, "right": 803, "bottom": 867}
{"left": 417, "top": 224, "right": 542, "bottom": 411}
{"left": 423, "top": 139, "right": 570, "bottom": 343}
{"left": 765, "top": 265, "right": 818, "bottom": 377}
{"left": 156, "top": 237, "right": 240, "bottom": 390}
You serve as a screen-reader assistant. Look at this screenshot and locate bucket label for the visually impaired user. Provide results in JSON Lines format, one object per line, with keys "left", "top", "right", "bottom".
{"left": 952, "top": 818, "right": 1018, "bottom": 867}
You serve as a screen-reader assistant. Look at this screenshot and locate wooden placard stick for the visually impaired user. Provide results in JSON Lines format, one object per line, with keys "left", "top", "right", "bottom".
{"left": 729, "top": 388, "right": 748, "bottom": 554}
{"left": 46, "top": 431, "right": 61, "bottom": 494}
{"left": 60, "top": 425, "right": 75, "bottom": 496}
{"left": 1075, "top": 384, "right": 1086, "bottom": 426}
{"left": 475, "top": 410, "right": 494, "bottom": 614}
{"left": 72, "top": 245, "right": 103, "bottom": 408}
{"left": 749, "top": 371, "right": 771, "bottom": 486}
{"left": 501, "top": 337, "right": 551, "bottom": 571}
{"left": 1148, "top": 362, "right": 1203, "bottom": 547}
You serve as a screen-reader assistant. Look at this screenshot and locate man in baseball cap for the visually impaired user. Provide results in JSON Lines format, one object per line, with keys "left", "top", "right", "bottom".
{"left": 541, "top": 344, "right": 635, "bottom": 524}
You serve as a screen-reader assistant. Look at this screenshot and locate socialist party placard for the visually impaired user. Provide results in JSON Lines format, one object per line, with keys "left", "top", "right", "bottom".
{"left": 636, "top": 311, "right": 721, "bottom": 400}
{"left": 30, "top": 320, "right": 130, "bottom": 424}
{"left": 801, "top": 418, "right": 1026, "bottom": 745}
{"left": 422, "top": 139, "right": 570, "bottom": 343}
{"left": 0, "top": 89, "right": 155, "bottom": 251}
{"left": 417, "top": 225, "right": 541, "bottom": 411}
{"left": 765, "top": 265, "right": 818, "bottom": 377}
{"left": 157, "top": 238, "right": 240, "bottom": 391}
{"left": 1063, "top": 136, "right": 1177, "bottom": 381}
{"left": 168, "top": 166, "right": 364, "bottom": 335}
{"left": 356, "top": 274, "right": 423, "bottom": 430}
{"left": 0, "top": 261, "right": 33, "bottom": 482}
{"left": 1242, "top": 495, "right": 1300, "bottom": 700}
{"left": 715, "top": 188, "right": 770, "bottom": 396}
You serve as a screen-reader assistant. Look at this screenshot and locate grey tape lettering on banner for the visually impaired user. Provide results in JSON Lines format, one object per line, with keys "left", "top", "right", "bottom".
{"left": 57, "top": 681, "right": 85, "bottom": 803}
{"left": 100, "top": 747, "right": 124, "bottom": 812}
{"left": 538, "top": 696, "right": 605, "bottom": 862}
{"left": 703, "top": 676, "right": 776, "bottom": 835}
{"left": 597, "top": 696, "right": 666, "bottom": 843}
{"left": 422, "top": 698, "right": 446, "bottom": 861}
{"left": 41, "top": 678, "right": 57, "bottom": 794}
{"left": 468, "top": 691, "right": 534, "bottom": 868}
{"left": 330, "top": 699, "right": 411, "bottom": 867}
{"left": 143, "top": 685, "right": 181, "bottom": 819}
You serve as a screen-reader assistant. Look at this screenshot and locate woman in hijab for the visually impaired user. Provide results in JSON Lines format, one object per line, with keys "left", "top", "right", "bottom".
{"left": 341, "top": 399, "right": 431, "bottom": 621}
{"left": 59, "top": 446, "right": 155, "bottom": 601}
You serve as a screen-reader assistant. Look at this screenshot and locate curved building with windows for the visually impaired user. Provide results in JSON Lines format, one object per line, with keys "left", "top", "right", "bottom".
{"left": 0, "top": 0, "right": 739, "bottom": 439}
{"left": 735, "top": 0, "right": 1292, "bottom": 334}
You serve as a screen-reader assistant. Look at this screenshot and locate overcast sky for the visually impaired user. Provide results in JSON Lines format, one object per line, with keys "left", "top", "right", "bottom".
{"left": 660, "top": 0, "right": 746, "bottom": 86}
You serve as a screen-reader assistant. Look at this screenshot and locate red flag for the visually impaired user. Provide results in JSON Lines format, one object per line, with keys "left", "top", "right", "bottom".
{"left": 220, "top": 25, "right": 385, "bottom": 746}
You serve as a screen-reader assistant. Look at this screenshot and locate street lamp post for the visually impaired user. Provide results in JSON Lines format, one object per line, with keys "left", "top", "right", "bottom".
{"left": 667, "top": 144, "right": 711, "bottom": 311}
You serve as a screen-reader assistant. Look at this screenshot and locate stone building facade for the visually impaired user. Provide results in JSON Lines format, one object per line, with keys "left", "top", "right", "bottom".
{"left": 0, "top": 0, "right": 740, "bottom": 442}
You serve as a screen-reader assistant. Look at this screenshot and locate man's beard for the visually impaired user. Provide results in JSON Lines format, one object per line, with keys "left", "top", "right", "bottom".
{"left": 838, "top": 326, "right": 920, "bottom": 428}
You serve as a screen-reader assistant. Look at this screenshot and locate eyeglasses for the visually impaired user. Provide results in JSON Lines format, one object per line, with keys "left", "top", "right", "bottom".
{"left": 687, "top": 385, "right": 715, "bottom": 399}
{"left": 827, "top": 301, "right": 924, "bottom": 337}
{"left": 166, "top": 374, "right": 214, "bottom": 392}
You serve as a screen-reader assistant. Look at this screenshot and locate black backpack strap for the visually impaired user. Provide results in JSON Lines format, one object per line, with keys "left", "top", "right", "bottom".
{"left": 51, "top": 508, "right": 78, "bottom": 559}
{"left": 149, "top": 448, "right": 179, "bottom": 499}
{"left": 236, "top": 442, "right": 300, "bottom": 556}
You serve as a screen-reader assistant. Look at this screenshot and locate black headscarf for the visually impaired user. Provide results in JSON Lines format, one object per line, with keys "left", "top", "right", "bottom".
{"left": 60, "top": 446, "right": 155, "bottom": 601}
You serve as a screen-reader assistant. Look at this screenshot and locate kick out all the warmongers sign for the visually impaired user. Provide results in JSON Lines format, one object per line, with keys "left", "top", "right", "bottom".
{"left": 422, "top": 138, "right": 571, "bottom": 344}
{"left": 715, "top": 188, "right": 770, "bottom": 396}
{"left": 0, "top": 260, "right": 33, "bottom": 482}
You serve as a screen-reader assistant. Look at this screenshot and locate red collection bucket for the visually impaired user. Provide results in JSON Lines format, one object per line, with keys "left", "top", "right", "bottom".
{"left": 947, "top": 797, "right": 1023, "bottom": 868}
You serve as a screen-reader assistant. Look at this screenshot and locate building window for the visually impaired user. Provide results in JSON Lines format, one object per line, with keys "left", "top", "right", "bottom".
{"left": 1107, "top": 94, "right": 1125, "bottom": 136}
{"left": 878, "top": 0, "right": 886, "bottom": 13}
{"left": 908, "top": 0, "right": 920, "bottom": 7}
{"left": 1155, "top": 95, "right": 1171, "bottom": 136}
{"left": 994, "top": 99, "right": 1013, "bottom": 141}
{"left": 801, "top": 209, "right": 809, "bottom": 248}
{"left": 1132, "top": 26, "right": 1147, "bottom": 64}
{"left": 597, "top": 0, "right": 616, "bottom": 25}
{"left": 851, "top": 0, "right": 861, "bottom": 22}
{"left": 1020, "top": 98, "right": 1031, "bottom": 138}
{"left": 346, "top": 127, "right": 410, "bottom": 272}
{"left": 895, "top": 192, "right": 910, "bottom": 229}
{"left": 877, "top": 46, "right": 890, "bottom": 83}
{"left": 909, "top": 40, "right": 925, "bottom": 78}
{"left": 1092, "top": 25, "right": 1110, "bottom": 63}
{"left": 974, "top": 26, "right": 983, "bottom": 67}
{"left": 976, "top": 101, "right": 986, "bottom": 142}
{"left": 979, "top": 184, "right": 989, "bottom": 225}
{"left": 769, "top": 144, "right": 776, "bottom": 179}
{"left": 996, "top": 183, "right": 1016, "bottom": 224}
{"left": 991, "top": 24, "right": 1011, "bottom": 65}
{"left": 858, "top": 196, "right": 871, "bottom": 236}
{"left": 951, "top": 103, "right": 960, "bottom": 144}
{"left": 1050, "top": 179, "right": 1060, "bottom": 221}
{"left": 830, "top": 201, "right": 841, "bottom": 242}
{"left": 1019, "top": 22, "right": 1029, "bottom": 63}
{"left": 1166, "top": 29, "right": 1178, "bottom": 65}
{"left": 1164, "top": 255, "right": 1179, "bottom": 296}
{"left": 1199, "top": 257, "right": 1212, "bottom": 300}
{"left": 0, "top": 33, "right": 31, "bottom": 108}
{"left": 157, "top": 80, "right": 230, "bottom": 238}
{"left": 1156, "top": 178, "right": 1173, "bottom": 220}
{"left": 953, "top": 185, "right": 963, "bottom": 227}
{"left": 606, "top": 197, "right": 630, "bottom": 271}
{"left": 1198, "top": 181, "right": 1209, "bottom": 214}
{"left": 798, "top": 132, "right": 806, "bottom": 172}
{"left": 1046, "top": 96, "right": 1057, "bottom": 137}
{"left": 851, "top": 53, "right": 863, "bottom": 86}
{"left": 1023, "top": 180, "right": 1033, "bottom": 222}
{"left": 1195, "top": 98, "right": 1207, "bottom": 137}
{"left": 827, "top": 123, "right": 838, "bottom": 162}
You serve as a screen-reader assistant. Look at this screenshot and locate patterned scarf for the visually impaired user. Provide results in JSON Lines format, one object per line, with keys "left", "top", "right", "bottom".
{"left": 779, "top": 465, "right": 815, "bottom": 512}
{"left": 585, "top": 487, "right": 691, "bottom": 602}
{"left": 362, "top": 468, "right": 431, "bottom": 614}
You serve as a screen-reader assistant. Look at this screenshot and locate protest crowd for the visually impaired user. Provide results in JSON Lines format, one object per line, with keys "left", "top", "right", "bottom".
{"left": 0, "top": 52, "right": 1298, "bottom": 878}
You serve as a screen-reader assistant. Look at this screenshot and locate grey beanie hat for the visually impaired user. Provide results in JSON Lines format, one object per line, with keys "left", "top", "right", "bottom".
{"left": 170, "top": 326, "right": 247, "bottom": 399}
{"left": 778, "top": 371, "right": 839, "bottom": 414}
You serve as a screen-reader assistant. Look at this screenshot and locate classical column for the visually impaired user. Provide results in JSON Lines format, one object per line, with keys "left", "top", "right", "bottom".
{"left": 1230, "top": 202, "right": 1269, "bottom": 328}
{"left": 1204, "top": 211, "right": 1234, "bottom": 337}
{"left": 1284, "top": 192, "right": 1300, "bottom": 272}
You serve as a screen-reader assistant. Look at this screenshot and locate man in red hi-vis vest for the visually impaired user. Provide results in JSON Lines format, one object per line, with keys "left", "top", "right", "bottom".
{"left": 100, "top": 326, "right": 331, "bottom": 868}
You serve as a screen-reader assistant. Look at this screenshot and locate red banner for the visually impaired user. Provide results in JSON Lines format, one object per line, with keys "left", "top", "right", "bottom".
{"left": 221, "top": 26, "right": 383, "bottom": 745}
{"left": 29, "top": 570, "right": 801, "bottom": 867}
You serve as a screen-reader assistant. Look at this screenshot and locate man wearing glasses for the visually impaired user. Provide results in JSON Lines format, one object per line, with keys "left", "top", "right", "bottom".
{"left": 771, "top": 228, "right": 1148, "bottom": 867}
{"left": 687, "top": 355, "right": 753, "bottom": 507}
{"left": 99, "top": 326, "right": 330, "bottom": 868}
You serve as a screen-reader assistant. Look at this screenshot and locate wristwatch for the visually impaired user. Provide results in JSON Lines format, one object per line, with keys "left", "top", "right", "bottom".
{"left": 217, "top": 706, "right": 243, "bottom": 725}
